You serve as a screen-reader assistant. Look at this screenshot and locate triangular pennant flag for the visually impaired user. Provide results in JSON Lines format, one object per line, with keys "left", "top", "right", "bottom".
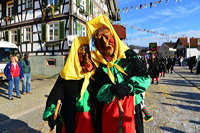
{"left": 118, "top": 9, "right": 120, "bottom": 13}
{"left": 150, "top": 2, "right": 153, "bottom": 8}
{"left": 140, "top": 4, "right": 142, "bottom": 9}
{"left": 126, "top": 7, "right": 128, "bottom": 13}
{"left": 130, "top": 6, "right": 133, "bottom": 11}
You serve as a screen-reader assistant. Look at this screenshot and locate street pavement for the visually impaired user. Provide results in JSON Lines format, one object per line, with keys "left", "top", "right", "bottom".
{"left": 144, "top": 66, "right": 200, "bottom": 133}
{"left": 0, "top": 66, "right": 199, "bottom": 133}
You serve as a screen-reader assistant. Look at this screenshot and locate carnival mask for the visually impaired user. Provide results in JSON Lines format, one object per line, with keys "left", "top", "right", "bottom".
{"left": 78, "top": 44, "right": 94, "bottom": 73}
{"left": 94, "top": 27, "right": 115, "bottom": 61}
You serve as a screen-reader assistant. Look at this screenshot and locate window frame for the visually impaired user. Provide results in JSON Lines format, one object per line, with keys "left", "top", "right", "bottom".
{"left": 11, "top": 30, "right": 17, "bottom": 44}
{"left": 48, "top": 23, "right": 59, "bottom": 41}
{"left": 26, "top": 0, "right": 33, "bottom": 9}
{"left": 7, "top": 2, "right": 14, "bottom": 16}
{"left": 48, "top": 0, "right": 59, "bottom": 6}
{"left": 24, "top": 26, "right": 32, "bottom": 42}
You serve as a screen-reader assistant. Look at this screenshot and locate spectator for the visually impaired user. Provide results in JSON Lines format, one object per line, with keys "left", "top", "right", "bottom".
{"left": 180, "top": 56, "right": 184, "bottom": 67}
{"left": 196, "top": 60, "right": 200, "bottom": 74}
{"left": 4, "top": 56, "right": 24, "bottom": 100}
{"left": 188, "top": 56, "right": 197, "bottom": 73}
{"left": 159, "top": 57, "right": 167, "bottom": 77}
{"left": 21, "top": 53, "right": 31, "bottom": 94}
{"left": 166, "top": 57, "right": 174, "bottom": 73}
{"left": 151, "top": 58, "right": 160, "bottom": 84}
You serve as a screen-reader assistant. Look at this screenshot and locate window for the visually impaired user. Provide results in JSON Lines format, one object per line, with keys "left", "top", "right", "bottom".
{"left": 7, "top": 3, "right": 14, "bottom": 16}
{"left": 25, "top": 27, "right": 31, "bottom": 41}
{"left": 48, "top": 0, "right": 58, "bottom": 6}
{"left": 11, "top": 30, "right": 17, "bottom": 44}
{"left": 49, "top": 23, "right": 59, "bottom": 41}
{"left": 26, "top": 0, "right": 33, "bottom": 8}
{"left": 77, "top": 23, "right": 86, "bottom": 37}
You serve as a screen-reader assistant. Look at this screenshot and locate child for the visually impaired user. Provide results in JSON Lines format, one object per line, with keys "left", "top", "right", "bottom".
{"left": 140, "top": 92, "right": 153, "bottom": 122}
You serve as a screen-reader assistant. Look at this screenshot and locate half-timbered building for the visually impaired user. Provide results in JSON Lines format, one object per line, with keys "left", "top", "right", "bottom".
{"left": 0, "top": 0, "right": 120, "bottom": 76}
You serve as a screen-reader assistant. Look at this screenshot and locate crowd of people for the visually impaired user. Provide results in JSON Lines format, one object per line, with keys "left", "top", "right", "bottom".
{"left": 4, "top": 53, "right": 31, "bottom": 100}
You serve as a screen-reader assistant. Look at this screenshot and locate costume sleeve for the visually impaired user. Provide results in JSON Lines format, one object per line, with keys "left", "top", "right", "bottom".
{"left": 96, "top": 83, "right": 115, "bottom": 103}
{"left": 43, "top": 76, "right": 65, "bottom": 121}
{"left": 124, "top": 76, "right": 151, "bottom": 94}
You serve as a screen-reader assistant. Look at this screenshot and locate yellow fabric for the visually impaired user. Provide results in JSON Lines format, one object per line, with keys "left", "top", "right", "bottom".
{"left": 60, "top": 37, "right": 95, "bottom": 100}
{"left": 86, "top": 15, "right": 129, "bottom": 83}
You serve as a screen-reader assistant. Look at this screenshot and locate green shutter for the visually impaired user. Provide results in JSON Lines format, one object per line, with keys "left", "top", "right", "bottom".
{"left": 5, "top": 31, "right": 9, "bottom": 41}
{"left": 90, "top": 1, "right": 93, "bottom": 15}
{"left": 17, "top": 28, "right": 21, "bottom": 44}
{"left": 42, "top": 0, "right": 47, "bottom": 6}
{"left": 14, "top": 0, "right": 18, "bottom": 15}
{"left": 2, "top": 2, "right": 6, "bottom": 18}
{"left": 76, "top": 0, "right": 80, "bottom": 7}
{"left": 59, "top": 21, "right": 65, "bottom": 40}
{"left": 41, "top": 24, "right": 46, "bottom": 42}
{"left": 86, "top": 0, "right": 90, "bottom": 15}
{"left": 59, "top": 0, "right": 64, "bottom": 4}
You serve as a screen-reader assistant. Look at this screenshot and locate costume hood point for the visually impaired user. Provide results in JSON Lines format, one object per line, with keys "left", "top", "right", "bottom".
{"left": 60, "top": 37, "right": 95, "bottom": 99}
{"left": 86, "top": 15, "right": 129, "bottom": 83}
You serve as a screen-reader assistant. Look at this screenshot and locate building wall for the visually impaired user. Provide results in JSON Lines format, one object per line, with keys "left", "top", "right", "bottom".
{"left": 30, "top": 55, "right": 66, "bottom": 77}
{"left": 0, "top": 0, "right": 112, "bottom": 76}
{"left": 186, "top": 48, "right": 200, "bottom": 59}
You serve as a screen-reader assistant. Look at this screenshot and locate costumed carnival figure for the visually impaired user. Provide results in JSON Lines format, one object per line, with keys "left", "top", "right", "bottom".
{"left": 86, "top": 15, "right": 151, "bottom": 133}
{"left": 43, "top": 37, "right": 96, "bottom": 133}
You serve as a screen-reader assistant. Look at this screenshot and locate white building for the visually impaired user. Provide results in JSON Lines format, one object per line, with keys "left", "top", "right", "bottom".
{"left": 159, "top": 42, "right": 176, "bottom": 57}
{"left": 174, "top": 38, "right": 200, "bottom": 59}
{"left": 0, "top": 0, "right": 120, "bottom": 76}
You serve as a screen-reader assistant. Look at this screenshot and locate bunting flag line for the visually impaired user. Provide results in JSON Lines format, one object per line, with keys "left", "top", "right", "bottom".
{"left": 116, "top": 23, "right": 179, "bottom": 39}
{"left": 118, "top": 0, "right": 183, "bottom": 14}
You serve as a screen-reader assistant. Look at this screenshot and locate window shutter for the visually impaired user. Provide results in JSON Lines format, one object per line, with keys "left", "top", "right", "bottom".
{"left": 59, "top": 21, "right": 65, "bottom": 40}
{"left": 76, "top": 0, "right": 80, "bottom": 7}
{"left": 42, "top": 0, "right": 47, "bottom": 7}
{"left": 90, "top": 1, "right": 93, "bottom": 15}
{"left": 59, "top": 0, "right": 64, "bottom": 4}
{"left": 2, "top": 2, "right": 6, "bottom": 18}
{"left": 86, "top": 0, "right": 90, "bottom": 15}
{"left": 17, "top": 28, "right": 21, "bottom": 44}
{"left": 41, "top": 24, "right": 46, "bottom": 42}
{"left": 5, "top": 31, "right": 9, "bottom": 41}
{"left": 14, "top": 0, "right": 18, "bottom": 15}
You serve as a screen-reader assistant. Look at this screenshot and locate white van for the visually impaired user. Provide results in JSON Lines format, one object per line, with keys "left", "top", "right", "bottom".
{"left": 0, "top": 41, "right": 21, "bottom": 80}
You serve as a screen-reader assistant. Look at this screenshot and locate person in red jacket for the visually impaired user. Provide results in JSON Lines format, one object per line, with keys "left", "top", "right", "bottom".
{"left": 4, "top": 56, "right": 24, "bottom": 100}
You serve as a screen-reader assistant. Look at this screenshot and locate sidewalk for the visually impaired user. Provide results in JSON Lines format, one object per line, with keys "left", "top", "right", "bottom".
{"left": 173, "top": 66, "right": 200, "bottom": 90}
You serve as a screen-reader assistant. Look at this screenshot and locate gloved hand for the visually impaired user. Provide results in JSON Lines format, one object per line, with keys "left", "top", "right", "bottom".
{"left": 110, "top": 83, "right": 130, "bottom": 100}
{"left": 48, "top": 115, "right": 57, "bottom": 129}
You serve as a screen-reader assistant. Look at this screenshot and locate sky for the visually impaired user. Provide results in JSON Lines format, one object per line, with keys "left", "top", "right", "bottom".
{"left": 116, "top": 0, "right": 200, "bottom": 47}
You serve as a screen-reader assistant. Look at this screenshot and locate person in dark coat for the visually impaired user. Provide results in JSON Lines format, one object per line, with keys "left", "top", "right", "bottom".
{"left": 188, "top": 56, "right": 197, "bottom": 73}
{"left": 196, "top": 60, "right": 200, "bottom": 74}
{"left": 159, "top": 58, "right": 167, "bottom": 77}
{"left": 150, "top": 59, "right": 160, "bottom": 84}
{"left": 43, "top": 37, "right": 96, "bottom": 133}
{"left": 166, "top": 57, "right": 174, "bottom": 73}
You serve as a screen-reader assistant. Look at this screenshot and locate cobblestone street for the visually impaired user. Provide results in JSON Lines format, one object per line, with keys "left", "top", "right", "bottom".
{"left": 0, "top": 66, "right": 199, "bottom": 133}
